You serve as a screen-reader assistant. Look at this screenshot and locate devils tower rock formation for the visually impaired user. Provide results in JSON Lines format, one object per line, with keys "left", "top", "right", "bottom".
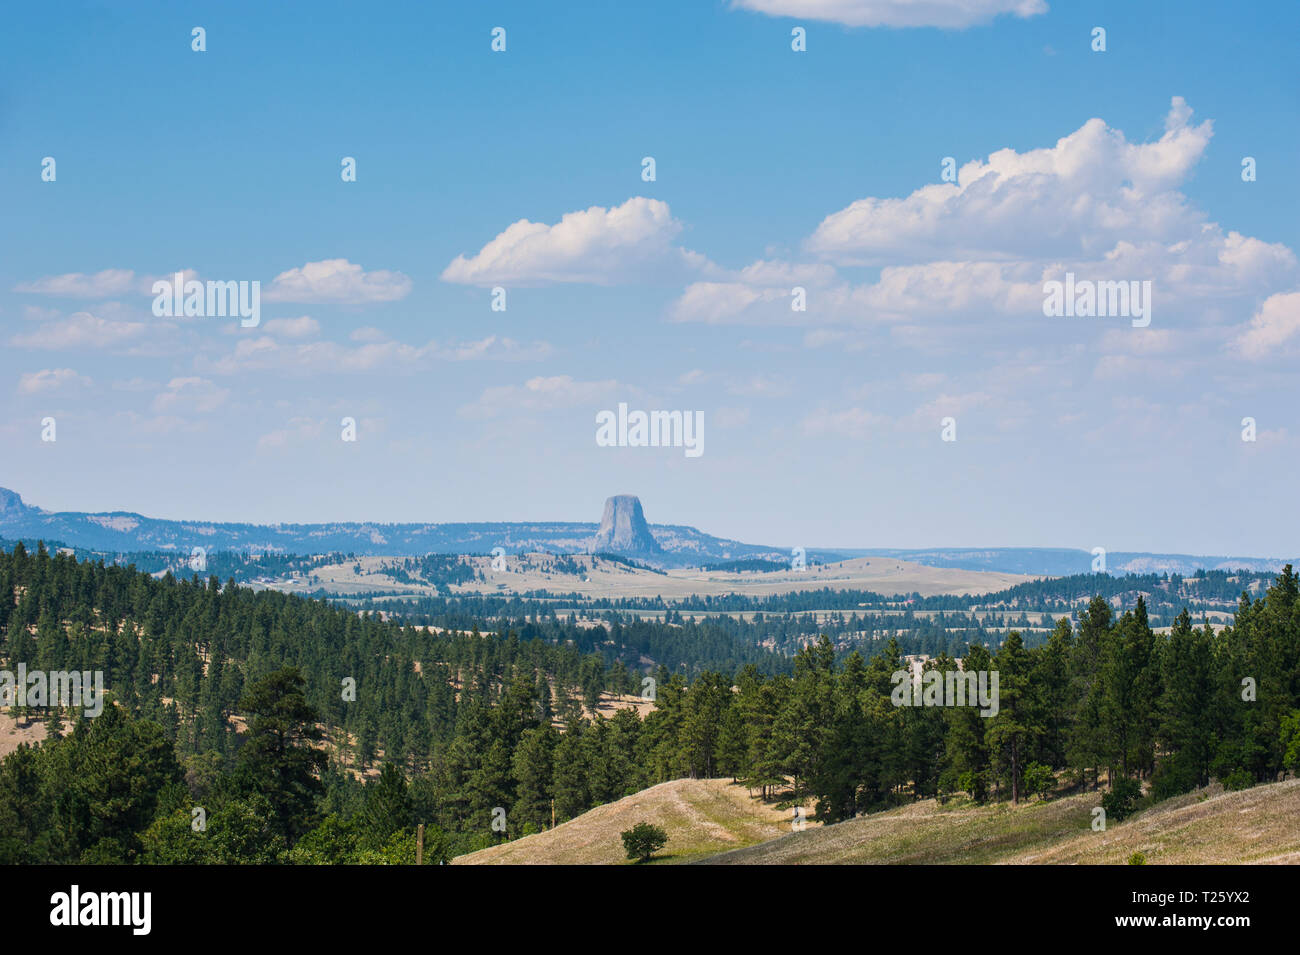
{"left": 590, "top": 495, "right": 662, "bottom": 557}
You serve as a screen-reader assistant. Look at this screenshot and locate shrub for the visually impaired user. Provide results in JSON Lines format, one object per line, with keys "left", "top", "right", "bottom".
{"left": 1128, "top": 851, "right": 1147, "bottom": 865}
{"left": 1222, "top": 768, "right": 1254, "bottom": 791}
{"left": 1023, "top": 762, "right": 1054, "bottom": 800}
{"left": 957, "top": 770, "right": 988, "bottom": 804}
{"left": 621, "top": 822, "right": 668, "bottom": 863}
{"left": 1101, "top": 776, "right": 1142, "bottom": 822}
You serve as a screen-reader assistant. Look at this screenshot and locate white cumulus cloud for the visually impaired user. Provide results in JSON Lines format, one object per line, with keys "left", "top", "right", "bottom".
{"left": 264, "top": 259, "right": 412, "bottom": 304}
{"left": 441, "top": 197, "right": 712, "bottom": 287}
{"left": 808, "top": 98, "right": 1213, "bottom": 265}
{"left": 1234, "top": 291, "right": 1300, "bottom": 360}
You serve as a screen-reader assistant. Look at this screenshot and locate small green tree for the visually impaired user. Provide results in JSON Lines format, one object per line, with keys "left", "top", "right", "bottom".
{"left": 1101, "top": 776, "right": 1142, "bottom": 822}
{"left": 1022, "top": 762, "right": 1054, "bottom": 801}
{"left": 621, "top": 822, "right": 667, "bottom": 863}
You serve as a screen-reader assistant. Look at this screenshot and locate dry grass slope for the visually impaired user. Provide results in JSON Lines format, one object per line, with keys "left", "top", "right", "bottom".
{"left": 698, "top": 778, "right": 1300, "bottom": 865}
{"left": 453, "top": 776, "right": 1300, "bottom": 866}
{"left": 452, "top": 778, "right": 815, "bottom": 865}
{"left": 272, "top": 554, "right": 1035, "bottom": 602}
{"left": 1009, "top": 778, "right": 1300, "bottom": 865}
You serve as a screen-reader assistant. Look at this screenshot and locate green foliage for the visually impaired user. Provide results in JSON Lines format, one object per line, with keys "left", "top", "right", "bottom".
{"left": 1022, "top": 762, "right": 1054, "bottom": 800}
{"left": 1101, "top": 776, "right": 1143, "bottom": 822}
{"left": 358, "top": 763, "right": 414, "bottom": 848}
{"left": 1128, "top": 851, "right": 1147, "bottom": 865}
{"left": 1282, "top": 711, "right": 1300, "bottom": 776}
{"left": 2, "top": 542, "right": 1299, "bottom": 865}
{"left": 234, "top": 668, "right": 327, "bottom": 843}
{"left": 1221, "top": 768, "right": 1254, "bottom": 791}
{"left": 621, "top": 822, "right": 668, "bottom": 863}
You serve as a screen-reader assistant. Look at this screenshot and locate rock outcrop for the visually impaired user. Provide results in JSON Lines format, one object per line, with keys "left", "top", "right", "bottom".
{"left": 590, "top": 495, "right": 661, "bottom": 557}
{"left": 0, "top": 488, "right": 29, "bottom": 521}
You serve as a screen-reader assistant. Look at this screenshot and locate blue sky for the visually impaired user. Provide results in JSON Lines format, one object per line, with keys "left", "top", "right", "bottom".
{"left": 2, "top": 0, "right": 1298, "bottom": 556}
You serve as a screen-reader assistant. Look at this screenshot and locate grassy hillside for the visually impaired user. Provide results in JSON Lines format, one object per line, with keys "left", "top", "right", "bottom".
{"left": 456, "top": 776, "right": 1300, "bottom": 865}
{"left": 452, "top": 778, "right": 816, "bottom": 865}
{"left": 1007, "top": 778, "right": 1300, "bottom": 864}
{"left": 699, "top": 778, "right": 1300, "bottom": 865}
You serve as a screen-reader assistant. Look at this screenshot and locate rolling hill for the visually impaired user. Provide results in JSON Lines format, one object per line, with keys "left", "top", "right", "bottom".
{"left": 452, "top": 778, "right": 815, "bottom": 865}
{"left": 701, "top": 778, "right": 1300, "bottom": 865}
{"left": 454, "top": 777, "right": 1300, "bottom": 865}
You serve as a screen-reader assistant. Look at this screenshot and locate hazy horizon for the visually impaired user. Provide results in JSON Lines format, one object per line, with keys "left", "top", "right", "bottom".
{"left": 3, "top": 482, "right": 1296, "bottom": 563}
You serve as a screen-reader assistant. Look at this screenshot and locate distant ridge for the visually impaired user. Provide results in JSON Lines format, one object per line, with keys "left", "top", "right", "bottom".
{"left": 834, "top": 546, "right": 1295, "bottom": 577}
{"left": 0, "top": 487, "right": 1289, "bottom": 576}
{"left": 0, "top": 487, "right": 784, "bottom": 568}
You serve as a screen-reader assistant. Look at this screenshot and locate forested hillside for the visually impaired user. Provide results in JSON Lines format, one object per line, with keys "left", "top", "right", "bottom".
{"left": 1, "top": 541, "right": 1297, "bottom": 864}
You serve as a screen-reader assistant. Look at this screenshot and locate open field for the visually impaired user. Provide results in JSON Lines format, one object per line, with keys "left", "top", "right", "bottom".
{"left": 0, "top": 711, "right": 60, "bottom": 758}
{"left": 265, "top": 554, "right": 1037, "bottom": 602}
{"left": 452, "top": 778, "right": 816, "bottom": 865}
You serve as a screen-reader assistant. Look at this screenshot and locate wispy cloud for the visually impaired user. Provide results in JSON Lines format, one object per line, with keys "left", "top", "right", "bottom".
{"left": 151, "top": 377, "right": 230, "bottom": 415}
{"left": 730, "top": 0, "right": 1048, "bottom": 29}
{"left": 17, "top": 368, "right": 92, "bottom": 394}
{"left": 14, "top": 269, "right": 137, "bottom": 297}
{"left": 10, "top": 310, "right": 149, "bottom": 349}
{"left": 199, "top": 333, "right": 552, "bottom": 376}
{"left": 458, "top": 375, "right": 620, "bottom": 419}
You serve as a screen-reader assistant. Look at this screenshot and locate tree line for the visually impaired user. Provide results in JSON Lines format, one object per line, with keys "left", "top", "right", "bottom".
{"left": 1, "top": 541, "right": 1297, "bottom": 862}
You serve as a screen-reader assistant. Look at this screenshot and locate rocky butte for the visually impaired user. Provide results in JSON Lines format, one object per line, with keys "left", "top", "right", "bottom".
{"left": 590, "top": 495, "right": 662, "bottom": 559}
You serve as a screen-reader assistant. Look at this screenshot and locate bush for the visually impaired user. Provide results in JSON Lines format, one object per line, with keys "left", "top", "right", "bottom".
{"left": 1222, "top": 768, "right": 1254, "bottom": 791}
{"left": 957, "top": 770, "right": 988, "bottom": 804}
{"left": 936, "top": 769, "right": 959, "bottom": 805}
{"left": 621, "top": 822, "right": 668, "bottom": 863}
{"left": 1101, "top": 776, "right": 1142, "bottom": 823}
{"left": 1128, "top": 851, "right": 1147, "bottom": 865}
{"left": 1023, "top": 762, "right": 1054, "bottom": 800}
{"left": 1150, "top": 759, "right": 1198, "bottom": 801}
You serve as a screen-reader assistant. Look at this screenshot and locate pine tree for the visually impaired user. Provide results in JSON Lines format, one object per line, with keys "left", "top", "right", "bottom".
{"left": 512, "top": 723, "right": 557, "bottom": 830}
{"left": 234, "top": 667, "right": 327, "bottom": 843}
{"left": 985, "top": 632, "right": 1037, "bottom": 805}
